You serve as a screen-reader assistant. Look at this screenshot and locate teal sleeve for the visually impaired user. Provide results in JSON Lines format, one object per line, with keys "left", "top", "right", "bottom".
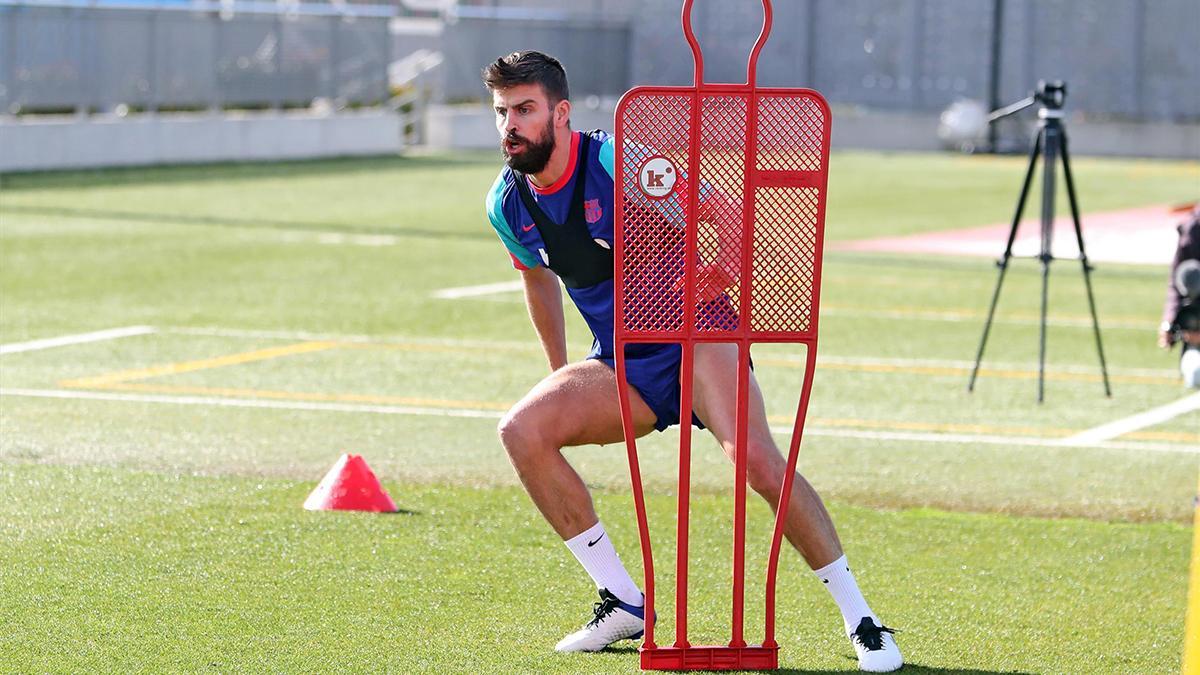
{"left": 486, "top": 173, "right": 540, "bottom": 269}
{"left": 599, "top": 136, "right": 615, "bottom": 179}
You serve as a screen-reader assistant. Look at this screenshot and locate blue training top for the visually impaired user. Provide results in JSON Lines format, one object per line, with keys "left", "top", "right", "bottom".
{"left": 485, "top": 129, "right": 622, "bottom": 359}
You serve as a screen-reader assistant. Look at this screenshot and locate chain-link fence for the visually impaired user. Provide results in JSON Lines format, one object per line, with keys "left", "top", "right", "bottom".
{"left": 0, "top": 1, "right": 391, "bottom": 114}
{"left": 452, "top": 0, "right": 1200, "bottom": 123}
{"left": 2, "top": 0, "right": 1196, "bottom": 123}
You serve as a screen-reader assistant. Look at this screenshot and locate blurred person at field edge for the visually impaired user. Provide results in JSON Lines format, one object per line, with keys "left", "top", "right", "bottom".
{"left": 1157, "top": 203, "right": 1200, "bottom": 388}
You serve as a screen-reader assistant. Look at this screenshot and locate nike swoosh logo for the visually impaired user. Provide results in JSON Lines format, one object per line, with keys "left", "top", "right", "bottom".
{"left": 522, "top": 222, "right": 537, "bottom": 232}
{"left": 587, "top": 534, "right": 604, "bottom": 547}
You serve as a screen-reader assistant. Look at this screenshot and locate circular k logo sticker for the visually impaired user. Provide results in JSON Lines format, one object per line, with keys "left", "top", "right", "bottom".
{"left": 637, "top": 156, "right": 678, "bottom": 199}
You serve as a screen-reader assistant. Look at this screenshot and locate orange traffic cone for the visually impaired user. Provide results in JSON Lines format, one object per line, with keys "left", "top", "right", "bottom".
{"left": 304, "top": 454, "right": 398, "bottom": 512}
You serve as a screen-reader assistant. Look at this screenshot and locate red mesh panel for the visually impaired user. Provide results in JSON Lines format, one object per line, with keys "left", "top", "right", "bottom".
{"left": 617, "top": 93, "right": 693, "bottom": 334}
{"left": 750, "top": 187, "right": 819, "bottom": 333}
{"left": 756, "top": 95, "right": 826, "bottom": 172}
{"left": 696, "top": 95, "right": 747, "bottom": 333}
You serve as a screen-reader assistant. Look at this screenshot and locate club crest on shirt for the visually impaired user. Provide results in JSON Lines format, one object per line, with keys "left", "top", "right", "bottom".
{"left": 584, "top": 198, "right": 603, "bottom": 224}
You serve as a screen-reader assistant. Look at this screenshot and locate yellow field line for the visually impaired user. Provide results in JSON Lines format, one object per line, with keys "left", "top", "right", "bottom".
{"left": 336, "top": 340, "right": 1177, "bottom": 386}
{"left": 764, "top": 415, "right": 1195, "bottom": 443}
{"left": 755, "top": 357, "right": 1178, "bottom": 386}
{"left": 54, "top": 336, "right": 1190, "bottom": 441}
{"left": 59, "top": 341, "right": 339, "bottom": 388}
{"left": 61, "top": 379, "right": 1192, "bottom": 443}
{"left": 1122, "top": 429, "right": 1200, "bottom": 443}
{"left": 766, "top": 415, "right": 1076, "bottom": 438}
{"left": 1185, "top": 470, "right": 1200, "bottom": 674}
{"left": 333, "top": 341, "right": 526, "bottom": 355}
{"left": 69, "top": 381, "right": 512, "bottom": 412}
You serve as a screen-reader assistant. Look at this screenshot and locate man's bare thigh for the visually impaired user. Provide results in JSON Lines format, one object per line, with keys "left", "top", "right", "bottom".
{"left": 511, "top": 359, "right": 659, "bottom": 447}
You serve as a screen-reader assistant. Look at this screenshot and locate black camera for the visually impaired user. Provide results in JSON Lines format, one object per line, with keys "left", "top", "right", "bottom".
{"left": 1169, "top": 259, "right": 1200, "bottom": 343}
{"left": 1034, "top": 80, "right": 1066, "bottom": 109}
{"left": 1171, "top": 302, "right": 1200, "bottom": 341}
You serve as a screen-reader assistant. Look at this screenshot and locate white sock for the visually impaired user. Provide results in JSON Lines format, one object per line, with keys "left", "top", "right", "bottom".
{"left": 564, "top": 521, "right": 643, "bottom": 606}
{"left": 813, "top": 554, "right": 876, "bottom": 633}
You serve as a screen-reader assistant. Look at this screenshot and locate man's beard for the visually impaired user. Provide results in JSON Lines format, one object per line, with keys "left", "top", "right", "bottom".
{"left": 502, "top": 119, "right": 556, "bottom": 175}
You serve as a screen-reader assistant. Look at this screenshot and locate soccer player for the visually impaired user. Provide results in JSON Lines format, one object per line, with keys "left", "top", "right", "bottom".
{"left": 482, "top": 50, "right": 903, "bottom": 672}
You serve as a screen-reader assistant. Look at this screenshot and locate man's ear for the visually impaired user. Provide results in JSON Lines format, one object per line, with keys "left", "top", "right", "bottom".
{"left": 555, "top": 99, "right": 572, "bottom": 128}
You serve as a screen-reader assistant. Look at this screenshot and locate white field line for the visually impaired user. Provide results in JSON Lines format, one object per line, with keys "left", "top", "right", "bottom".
{"left": 0, "top": 326, "right": 156, "bottom": 355}
{"left": 432, "top": 280, "right": 525, "bottom": 299}
{"left": 2, "top": 387, "right": 1194, "bottom": 455}
{"left": 275, "top": 231, "right": 400, "bottom": 246}
{"left": 819, "top": 306, "right": 1150, "bottom": 330}
{"left": 159, "top": 326, "right": 536, "bottom": 351}
{"left": 1057, "top": 391, "right": 1200, "bottom": 446}
{"left": 778, "top": 426, "right": 1195, "bottom": 455}
{"left": 158, "top": 326, "right": 1177, "bottom": 380}
{"left": 0, "top": 387, "right": 503, "bottom": 420}
{"left": 316, "top": 233, "right": 399, "bottom": 247}
{"left": 428, "top": 282, "right": 1152, "bottom": 330}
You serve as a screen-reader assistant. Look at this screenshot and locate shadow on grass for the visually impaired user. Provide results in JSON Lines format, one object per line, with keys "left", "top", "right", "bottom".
{"left": 601, "top": 646, "right": 1032, "bottom": 674}
{"left": 0, "top": 152, "right": 497, "bottom": 190}
{"left": 0, "top": 204, "right": 492, "bottom": 241}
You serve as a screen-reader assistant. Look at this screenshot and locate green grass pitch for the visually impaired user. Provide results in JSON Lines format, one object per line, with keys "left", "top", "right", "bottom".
{"left": 1, "top": 149, "right": 1197, "bottom": 672}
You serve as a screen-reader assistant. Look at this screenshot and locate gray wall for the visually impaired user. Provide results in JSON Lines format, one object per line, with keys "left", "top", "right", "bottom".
{"left": 446, "top": 0, "right": 1200, "bottom": 123}
{"left": 0, "top": 110, "right": 403, "bottom": 172}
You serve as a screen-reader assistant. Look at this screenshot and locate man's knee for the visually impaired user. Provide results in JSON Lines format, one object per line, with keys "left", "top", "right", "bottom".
{"left": 745, "top": 440, "right": 786, "bottom": 496}
{"left": 496, "top": 403, "right": 535, "bottom": 451}
{"left": 498, "top": 407, "right": 549, "bottom": 462}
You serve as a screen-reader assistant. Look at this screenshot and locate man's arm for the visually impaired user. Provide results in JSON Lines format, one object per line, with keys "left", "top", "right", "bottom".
{"left": 1160, "top": 212, "right": 1200, "bottom": 348}
{"left": 521, "top": 265, "right": 568, "bottom": 371}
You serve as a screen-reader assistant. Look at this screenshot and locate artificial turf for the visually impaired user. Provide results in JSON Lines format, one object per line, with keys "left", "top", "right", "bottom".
{"left": 1, "top": 150, "right": 1196, "bottom": 672}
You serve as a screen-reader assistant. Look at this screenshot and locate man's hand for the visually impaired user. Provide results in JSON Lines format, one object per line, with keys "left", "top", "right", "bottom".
{"left": 1181, "top": 329, "right": 1200, "bottom": 346}
{"left": 673, "top": 264, "right": 735, "bottom": 303}
{"left": 1159, "top": 329, "right": 1174, "bottom": 349}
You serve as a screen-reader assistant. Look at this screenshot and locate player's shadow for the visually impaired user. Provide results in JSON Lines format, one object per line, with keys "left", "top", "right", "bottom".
{"left": 774, "top": 666, "right": 1035, "bottom": 675}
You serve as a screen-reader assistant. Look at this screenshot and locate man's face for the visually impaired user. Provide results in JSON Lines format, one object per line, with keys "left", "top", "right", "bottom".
{"left": 493, "top": 83, "right": 557, "bottom": 175}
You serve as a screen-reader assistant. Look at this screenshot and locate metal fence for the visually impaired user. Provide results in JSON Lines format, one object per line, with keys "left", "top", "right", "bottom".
{"left": 451, "top": 0, "right": 1200, "bottom": 122}
{"left": 3, "top": 0, "right": 1197, "bottom": 122}
{"left": 436, "top": 7, "right": 631, "bottom": 102}
{"left": 0, "top": 1, "right": 392, "bottom": 114}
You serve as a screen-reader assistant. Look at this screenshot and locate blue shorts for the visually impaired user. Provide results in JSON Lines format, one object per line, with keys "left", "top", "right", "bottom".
{"left": 596, "top": 343, "right": 705, "bottom": 432}
{"left": 591, "top": 294, "right": 740, "bottom": 431}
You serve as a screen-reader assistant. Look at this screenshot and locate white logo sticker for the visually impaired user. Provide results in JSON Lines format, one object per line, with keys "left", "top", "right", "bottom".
{"left": 637, "top": 156, "right": 678, "bottom": 199}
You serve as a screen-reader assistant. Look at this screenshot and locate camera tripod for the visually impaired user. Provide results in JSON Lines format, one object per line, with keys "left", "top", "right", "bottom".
{"left": 967, "top": 80, "right": 1111, "bottom": 403}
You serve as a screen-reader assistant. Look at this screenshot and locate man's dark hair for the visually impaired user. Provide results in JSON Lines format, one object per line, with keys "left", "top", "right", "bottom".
{"left": 482, "top": 51, "right": 570, "bottom": 103}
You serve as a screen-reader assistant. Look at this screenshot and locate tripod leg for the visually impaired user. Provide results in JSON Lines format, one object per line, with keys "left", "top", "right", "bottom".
{"left": 1060, "top": 131, "right": 1113, "bottom": 397}
{"left": 969, "top": 131, "right": 1043, "bottom": 392}
{"left": 1037, "top": 251, "right": 1051, "bottom": 404}
{"left": 1035, "top": 122, "right": 1064, "bottom": 404}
